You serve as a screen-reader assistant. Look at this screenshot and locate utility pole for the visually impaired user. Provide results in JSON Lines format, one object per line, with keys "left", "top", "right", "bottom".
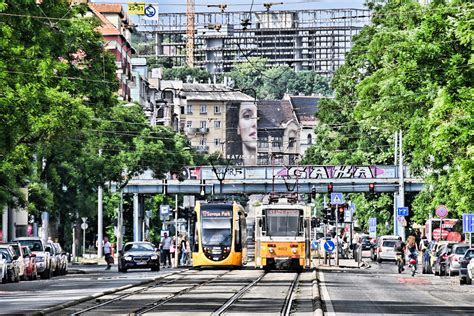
{"left": 174, "top": 194, "right": 179, "bottom": 268}
{"left": 133, "top": 193, "right": 140, "bottom": 242}
{"left": 398, "top": 130, "right": 406, "bottom": 241}
{"left": 393, "top": 131, "right": 398, "bottom": 237}
{"left": 98, "top": 149, "right": 103, "bottom": 258}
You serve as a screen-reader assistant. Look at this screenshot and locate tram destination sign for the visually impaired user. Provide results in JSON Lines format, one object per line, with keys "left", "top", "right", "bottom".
{"left": 201, "top": 210, "right": 232, "bottom": 217}
{"left": 267, "top": 209, "right": 300, "bottom": 216}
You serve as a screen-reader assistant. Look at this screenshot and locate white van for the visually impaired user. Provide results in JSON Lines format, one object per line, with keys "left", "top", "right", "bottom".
{"left": 375, "top": 235, "right": 399, "bottom": 262}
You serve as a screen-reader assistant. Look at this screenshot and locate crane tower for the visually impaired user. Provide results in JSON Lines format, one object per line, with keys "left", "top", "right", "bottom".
{"left": 186, "top": 0, "right": 195, "bottom": 67}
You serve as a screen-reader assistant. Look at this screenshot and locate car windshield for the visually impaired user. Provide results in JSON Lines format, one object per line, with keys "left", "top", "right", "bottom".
{"left": 201, "top": 217, "right": 232, "bottom": 246}
{"left": 17, "top": 240, "right": 43, "bottom": 252}
{"left": 124, "top": 243, "right": 155, "bottom": 252}
{"left": 465, "top": 250, "right": 474, "bottom": 259}
{"left": 455, "top": 246, "right": 469, "bottom": 255}
{"left": 10, "top": 245, "right": 21, "bottom": 257}
{"left": 383, "top": 240, "right": 396, "bottom": 247}
{"left": 0, "top": 249, "right": 12, "bottom": 261}
{"left": 265, "top": 209, "right": 302, "bottom": 237}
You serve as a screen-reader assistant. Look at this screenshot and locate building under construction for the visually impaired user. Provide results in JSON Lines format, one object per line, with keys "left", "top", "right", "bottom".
{"left": 135, "top": 8, "right": 371, "bottom": 76}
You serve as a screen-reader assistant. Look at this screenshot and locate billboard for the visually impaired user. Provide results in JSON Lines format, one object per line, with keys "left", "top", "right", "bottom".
{"left": 226, "top": 102, "right": 257, "bottom": 166}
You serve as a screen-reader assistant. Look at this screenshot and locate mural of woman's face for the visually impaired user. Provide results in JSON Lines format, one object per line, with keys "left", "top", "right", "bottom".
{"left": 237, "top": 102, "right": 257, "bottom": 150}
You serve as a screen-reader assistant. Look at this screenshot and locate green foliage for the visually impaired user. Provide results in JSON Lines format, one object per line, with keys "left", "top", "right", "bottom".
{"left": 162, "top": 67, "right": 211, "bottom": 83}
{"left": 229, "top": 58, "right": 332, "bottom": 99}
{"left": 305, "top": 0, "right": 474, "bottom": 225}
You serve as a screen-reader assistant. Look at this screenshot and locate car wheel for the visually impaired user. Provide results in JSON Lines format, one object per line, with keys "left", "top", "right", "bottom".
{"left": 151, "top": 266, "right": 160, "bottom": 272}
{"left": 41, "top": 269, "right": 51, "bottom": 279}
{"left": 377, "top": 257, "right": 382, "bottom": 263}
{"left": 467, "top": 274, "right": 472, "bottom": 285}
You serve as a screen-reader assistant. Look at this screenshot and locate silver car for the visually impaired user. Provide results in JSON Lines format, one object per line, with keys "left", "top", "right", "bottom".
{"left": 0, "top": 244, "right": 24, "bottom": 280}
{"left": 446, "top": 243, "right": 470, "bottom": 276}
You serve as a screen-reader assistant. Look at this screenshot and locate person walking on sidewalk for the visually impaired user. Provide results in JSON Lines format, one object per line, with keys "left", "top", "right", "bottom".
{"left": 104, "top": 237, "right": 112, "bottom": 270}
{"left": 160, "top": 232, "right": 172, "bottom": 268}
{"left": 180, "top": 235, "right": 190, "bottom": 266}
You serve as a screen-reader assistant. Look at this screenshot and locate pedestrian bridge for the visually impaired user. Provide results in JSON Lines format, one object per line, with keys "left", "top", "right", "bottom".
{"left": 115, "top": 165, "right": 423, "bottom": 195}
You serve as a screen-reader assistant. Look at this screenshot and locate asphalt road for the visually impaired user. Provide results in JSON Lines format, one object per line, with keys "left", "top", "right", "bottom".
{"left": 0, "top": 265, "right": 175, "bottom": 314}
{"left": 319, "top": 260, "right": 474, "bottom": 315}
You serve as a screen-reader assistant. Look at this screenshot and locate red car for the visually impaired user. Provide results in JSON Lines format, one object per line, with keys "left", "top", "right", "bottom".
{"left": 22, "top": 246, "right": 38, "bottom": 281}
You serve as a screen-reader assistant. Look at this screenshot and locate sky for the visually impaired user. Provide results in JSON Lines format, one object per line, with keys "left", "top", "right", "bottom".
{"left": 91, "top": 0, "right": 368, "bottom": 14}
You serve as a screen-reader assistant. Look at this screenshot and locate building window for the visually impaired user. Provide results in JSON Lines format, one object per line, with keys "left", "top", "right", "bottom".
{"left": 214, "top": 105, "right": 221, "bottom": 114}
{"left": 258, "top": 136, "right": 269, "bottom": 149}
{"left": 181, "top": 106, "right": 185, "bottom": 115}
{"left": 258, "top": 154, "right": 269, "bottom": 165}
{"left": 200, "top": 121, "right": 207, "bottom": 128}
{"left": 200, "top": 138, "right": 207, "bottom": 146}
{"left": 307, "top": 134, "right": 312, "bottom": 145}
{"left": 272, "top": 137, "right": 283, "bottom": 149}
{"left": 289, "top": 137, "right": 296, "bottom": 148}
{"left": 289, "top": 154, "right": 298, "bottom": 165}
{"left": 214, "top": 120, "right": 221, "bottom": 128}
{"left": 186, "top": 121, "right": 192, "bottom": 128}
{"left": 200, "top": 104, "right": 207, "bottom": 114}
{"left": 214, "top": 138, "right": 221, "bottom": 146}
{"left": 186, "top": 105, "right": 192, "bottom": 114}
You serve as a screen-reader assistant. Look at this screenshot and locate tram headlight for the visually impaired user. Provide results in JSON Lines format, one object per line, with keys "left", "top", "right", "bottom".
{"left": 223, "top": 247, "right": 230, "bottom": 253}
{"left": 268, "top": 248, "right": 275, "bottom": 254}
{"left": 292, "top": 248, "right": 298, "bottom": 254}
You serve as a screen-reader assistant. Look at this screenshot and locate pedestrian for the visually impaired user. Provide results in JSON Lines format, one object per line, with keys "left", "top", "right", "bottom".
{"left": 170, "top": 236, "right": 176, "bottom": 268}
{"left": 160, "top": 232, "right": 172, "bottom": 268}
{"left": 104, "top": 236, "right": 112, "bottom": 270}
{"left": 180, "top": 235, "right": 190, "bottom": 266}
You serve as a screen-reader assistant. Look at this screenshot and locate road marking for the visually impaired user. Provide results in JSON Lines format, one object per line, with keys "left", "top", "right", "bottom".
{"left": 398, "top": 277, "right": 431, "bottom": 285}
{"left": 318, "top": 270, "right": 335, "bottom": 316}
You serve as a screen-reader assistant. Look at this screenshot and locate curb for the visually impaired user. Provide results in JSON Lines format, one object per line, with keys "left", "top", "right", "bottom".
{"left": 312, "top": 269, "right": 324, "bottom": 316}
{"left": 66, "top": 269, "right": 87, "bottom": 275}
{"left": 35, "top": 271, "right": 176, "bottom": 315}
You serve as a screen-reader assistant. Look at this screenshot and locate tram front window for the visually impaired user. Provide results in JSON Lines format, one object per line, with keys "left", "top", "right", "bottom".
{"left": 265, "top": 209, "right": 302, "bottom": 237}
{"left": 201, "top": 217, "right": 232, "bottom": 246}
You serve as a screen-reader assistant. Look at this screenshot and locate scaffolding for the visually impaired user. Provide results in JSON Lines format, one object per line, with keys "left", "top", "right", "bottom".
{"left": 133, "top": 8, "right": 371, "bottom": 76}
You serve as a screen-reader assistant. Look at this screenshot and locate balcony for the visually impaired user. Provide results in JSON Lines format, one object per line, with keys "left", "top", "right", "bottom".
{"left": 193, "top": 145, "right": 209, "bottom": 153}
{"left": 198, "top": 127, "right": 209, "bottom": 134}
{"left": 184, "top": 127, "right": 199, "bottom": 135}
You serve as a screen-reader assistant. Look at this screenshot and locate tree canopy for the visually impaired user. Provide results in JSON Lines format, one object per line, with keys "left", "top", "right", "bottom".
{"left": 305, "top": 0, "right": 473, "bottom": 232}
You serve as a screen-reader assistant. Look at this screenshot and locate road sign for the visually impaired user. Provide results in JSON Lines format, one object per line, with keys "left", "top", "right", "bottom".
{"left": 80, "top": 223, "right": 88, "bottom": 230}
{"left": 349, "top": 202, "right": 356, "bottom": 215}
{"left": 368, "top": 217, "right": 377, "bottom": 237}
{"left": 398, "top": 216, "right": 407, "bottom": 227}
{"left": 324, "top": 240, "right": 336, "bottom": 252}
{"left": 397, "top": 207, "right": 409, "bottom": 217}
{"left": 330, "top": 193, "right": 344, "bottom": 205}
{"left": 143, "top": 4, "right": 159, "bottom": 20}
{"left": 463, "top": 214, "right": 474, "bottom": 233}
{"left": 436, "top": 205, "right": 449, "bottom": 218}
{"left": 344, "top": 209, "right": 352, "bottom": 222}
{"left": 160, "top": 204, "right": 170, "bottom": 216}
{"left": 128, "top": 2, "right": 145, "bottom": 14}
{"left": 311, "top": 239, "right": 318, "bottom": 250}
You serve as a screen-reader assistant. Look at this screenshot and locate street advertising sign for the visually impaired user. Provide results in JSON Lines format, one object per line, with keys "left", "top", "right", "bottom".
{"left": 128, "top": 2, "right": 145, "bottom": 14}
{"left": 324, "top": 240, "right": 336, "bottom": 252}
{"left": 436, "top": 205, "right": 449, "bottom": 218}
{"left": 330, "top": 193, "right": 344, "bottom": 205}
{"left": 397, "top": 207, "right": 409, "bottom": 217}
{"left": 462, "top": 214, "right": 474, "bottom": 233}
{"left": 432, "top": 228, "right": 449, "bottom": 240}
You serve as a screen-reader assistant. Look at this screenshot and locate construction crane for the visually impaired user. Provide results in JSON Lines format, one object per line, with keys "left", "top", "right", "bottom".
{"left": 207, "top": 4, "right": 227, "bottom": 12}
{"left": 263, "top": 2, "right": 284, "bottom": 11}
{"left": 186, "top": 0, "right": 195, "bottom": 67}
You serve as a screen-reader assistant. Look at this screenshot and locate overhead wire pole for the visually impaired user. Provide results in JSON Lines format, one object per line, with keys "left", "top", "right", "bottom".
{"left": 186, "top": 0, "right": 195, "bottom": 67}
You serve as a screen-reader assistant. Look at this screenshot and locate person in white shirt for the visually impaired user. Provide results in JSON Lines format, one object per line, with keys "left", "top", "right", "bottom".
{"left": 104, "top": 237, "right": 112, "bottom": 270}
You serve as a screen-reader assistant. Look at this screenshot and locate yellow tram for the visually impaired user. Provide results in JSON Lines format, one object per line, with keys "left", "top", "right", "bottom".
{"left": 192, "top": 201, "right": 247, "bottom": 268}
{"left": 255, "top": 195, "right": 312, "bottom": 271}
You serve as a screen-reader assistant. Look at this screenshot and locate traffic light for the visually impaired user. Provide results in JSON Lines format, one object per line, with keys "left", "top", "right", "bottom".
{"left": 311, "top": 217, "right": 316, "bottom": 227}
{"left": 369, "top": 183, "right": 375, "bottom": 194}
{"left": 338, "top": 207, "right": 345, "bottom": 223}
{"left": 327, "top": 183, "right": 333, "bottom": 194}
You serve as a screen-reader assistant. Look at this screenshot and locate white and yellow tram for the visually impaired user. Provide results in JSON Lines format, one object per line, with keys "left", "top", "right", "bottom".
{"left": 255, "top": 196, "right": 312, "bottom": 271}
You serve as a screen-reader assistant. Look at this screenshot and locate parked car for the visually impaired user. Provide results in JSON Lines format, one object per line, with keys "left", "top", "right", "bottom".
{"left": 0, "top": 252, "right": 6, "bottom": 283}
{"left": 0, "top": 244, "right": 25, "bottom": 281}
{"left": 446, "top": 243, "right": 470, "bottom": 276}
{"left": 433, "top": 243, "right": 455, "bottom": 276}
{"left": 467, "top": 256, "right": 474, "bottom": 285}
{"left": 13, "top": 237, "right": 52, "bottom": 279}
{"left": 459, "top": 248, "right": 474, "bottom": 285}
{"left": 53, "top": 243, "right": 68, "bottom": 275}
{"left": 118, "top": 242, "right": 160, "bottom": 273}
{"left": 360, "top": 235, "right": 372, "bottom": 250}
{"left": 0, "top": 248, "right": 20, "bottom": 283}
{"left": 46, "top": 241, "right": 60, "bottom": 276}
{"left": 21, "top": 246, "right": 38, "bottom": 281}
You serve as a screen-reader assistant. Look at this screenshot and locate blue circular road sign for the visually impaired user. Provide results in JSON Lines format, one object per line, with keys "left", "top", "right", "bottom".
{"left": 324, "top": 240, "right": 336, "bottom": 252}
{"left": 145, "top": 5, "right": 156, "bottom": 18}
